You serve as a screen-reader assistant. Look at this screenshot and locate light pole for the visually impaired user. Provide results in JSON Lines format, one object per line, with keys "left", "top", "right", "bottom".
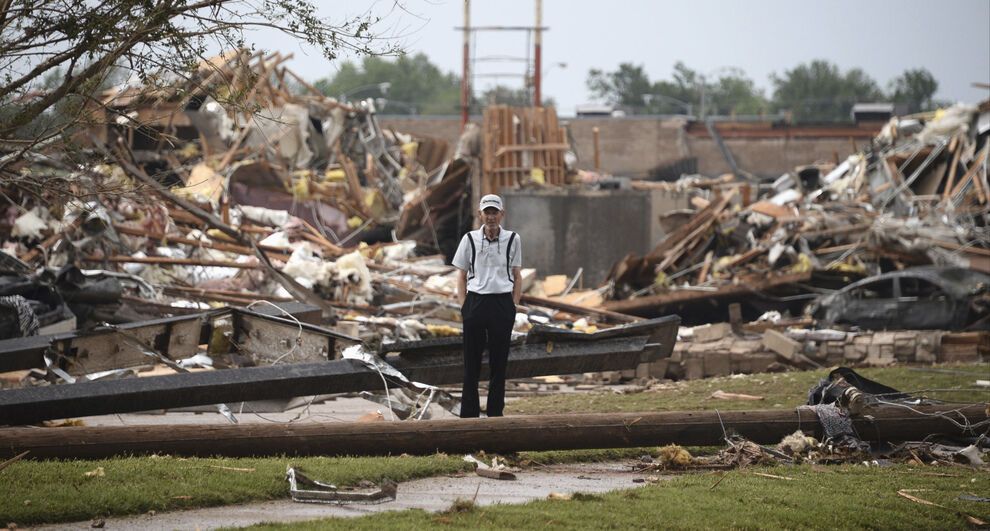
{"left": 529, "top": 62, "right": 565, "bottom": 106}
{"left": 339, "top": 81, "right": 391, "bottom": 103}
{"left": 643, "top": 94, "right": 693, "bottom": 116}
{"left": 377, "top": 98, "right": 418, "bottom": 115}
{"left": 698, "top": 67, "right": 734, "bottom": 119}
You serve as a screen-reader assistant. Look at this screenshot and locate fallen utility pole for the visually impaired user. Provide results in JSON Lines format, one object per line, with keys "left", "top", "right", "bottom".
{"left": 0, "top": 405, "right": 983, "bottom": 459}
{"left": 0, "top": 318, "right": 675, "bottom": 425}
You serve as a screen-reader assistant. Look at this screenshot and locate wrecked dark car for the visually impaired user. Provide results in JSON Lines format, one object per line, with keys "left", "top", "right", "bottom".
{"left": 808, "top": 267, "right": 990, "bottom": 331}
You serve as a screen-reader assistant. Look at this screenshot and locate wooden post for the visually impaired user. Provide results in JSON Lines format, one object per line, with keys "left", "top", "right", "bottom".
{"left": 460, "top": 0, "right": 471, "bottom": 130}
{"left": 533, "top": 0, "right": 542, "bottom": 107}
{"left": 2, "top": 405, "right": 983, "bottom": 459}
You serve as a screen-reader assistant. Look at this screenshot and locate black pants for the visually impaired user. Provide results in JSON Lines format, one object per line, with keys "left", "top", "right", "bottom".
{"left": 460, "top": 291, "right": 515, "bottom": 418}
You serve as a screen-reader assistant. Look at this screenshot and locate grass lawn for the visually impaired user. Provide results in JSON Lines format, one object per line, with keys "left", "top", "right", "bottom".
{"left": 0, "top": 454, "right": 471, "bottom": 526}
{"left": 1, "top": 363, "right": 986, "bottom": 527}
{"left": 508, "top": 364, "right": 990, "bottom": 415}
{"left": 243, "top": 464, "right": 990, "bottom": 530}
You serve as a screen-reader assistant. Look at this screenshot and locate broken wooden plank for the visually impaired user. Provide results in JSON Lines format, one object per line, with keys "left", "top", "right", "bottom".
{"left": 0, "top": 313, "right": 211, "bottom": 373}
{"left": 603, "top": 272, "right": 812, "bottom": 316}
{"left": 2, "top": 404, "right": 983, "bottom": 459}
{"left": 521, "top": 294, "right": 641, "bottom": 324}
{"left": 82, "top": 255, "right": 261, "bottom": 269}
{"left": 112, "top": 224, "right": 291, "bottom": 260}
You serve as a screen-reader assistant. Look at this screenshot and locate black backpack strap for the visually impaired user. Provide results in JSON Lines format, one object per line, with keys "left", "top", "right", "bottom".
{"left": 505, "top": 231, "right": 516, "bottom": 283}
{"left": 466, "top": 232, "right": 476, "bottom": 280}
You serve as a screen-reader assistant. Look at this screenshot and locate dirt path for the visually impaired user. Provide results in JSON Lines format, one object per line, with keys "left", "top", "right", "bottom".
{"left": 38, "top": 462, "right": 664, "bottom": 530}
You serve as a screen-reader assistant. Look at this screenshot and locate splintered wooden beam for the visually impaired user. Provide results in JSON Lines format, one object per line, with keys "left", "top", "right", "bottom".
{"left": 603, "top": 272, "right": 812, "bottom": 316}
{"left": 1, "top": 404, "right": 983, "bottom": 459}
{"left": 0, "top": 335, "right": 661, "bottom": 425}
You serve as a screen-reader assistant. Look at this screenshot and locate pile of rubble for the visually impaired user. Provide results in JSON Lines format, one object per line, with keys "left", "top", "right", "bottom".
{"left": 605, "top": 102, "right": 990, "bottom": 330}
{"left": 0, "top": 49, "right": 684, "bottom": 427}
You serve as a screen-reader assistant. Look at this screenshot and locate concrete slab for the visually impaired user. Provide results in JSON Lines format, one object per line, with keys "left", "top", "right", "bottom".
{"left": 38, "top": 462, "right": 662, "bottom": 530}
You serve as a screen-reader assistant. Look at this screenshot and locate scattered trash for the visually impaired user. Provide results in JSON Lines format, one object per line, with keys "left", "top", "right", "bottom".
{"left": 709, "top": 390, "right": 764, "bottom": 401}
{"left": 286, "top": 467, "right": 397, "bottom": 504}
{"left": 83, "top": 467, "right": 105, "bottom": 478}
{"left": 464, "top": 454, "right": 518, "bottom": 480}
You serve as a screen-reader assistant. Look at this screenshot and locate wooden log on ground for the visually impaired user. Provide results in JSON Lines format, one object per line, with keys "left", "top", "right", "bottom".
{"left": 1, "top": 404, "right": 983, "bottom": 460}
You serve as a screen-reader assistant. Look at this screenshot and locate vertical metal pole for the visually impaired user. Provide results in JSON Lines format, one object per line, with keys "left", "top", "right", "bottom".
{"left": 533, "top": 0, "right": 542, "bottom": 107}
{"left": 461, "top": 0, "right": 470, "bottom": 129}
{"left": 592, "top": 126, "right": 601, "bottom": 172}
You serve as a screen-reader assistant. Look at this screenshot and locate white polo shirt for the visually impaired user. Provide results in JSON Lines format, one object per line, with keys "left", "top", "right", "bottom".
{"left": 452, "top": 226, "right": 522, "bottom": 294}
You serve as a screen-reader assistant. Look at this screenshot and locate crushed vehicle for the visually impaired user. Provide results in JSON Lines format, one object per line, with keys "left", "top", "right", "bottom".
{"left": 808, "top": 266, "right": 990, "bottom": 331}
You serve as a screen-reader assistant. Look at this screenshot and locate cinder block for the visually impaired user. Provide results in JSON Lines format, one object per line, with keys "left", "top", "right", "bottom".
{"left": 693, "top": 322, "right": 734, "bottom": 343}
{"left": 865, "top": 343, "right": 895, "bottom": 366}
{"left": 689, "top": 343, "right": 713, "bottom": 354}
{"left": 684, "top": 358, "right": 704, "bottom": 380}
{"left": 871, "top": 331, "right": 897, "bottom": 346}
{"left": 649, "top": 359, "right": 670, "bottom": 379}
{"left": 703, "top": 352, "right": 731, "bottom": 377}
{"left": 844, "top": 344, "right": 866, "bottom": 362}
{"left": 730, "top": 340, "right": 763, "bottom": 356}
{"left": 939, "top": 345, "right": 980, "bottom": 363}
{"left": 763, "top": 329, "right": 801, "bottom": 360}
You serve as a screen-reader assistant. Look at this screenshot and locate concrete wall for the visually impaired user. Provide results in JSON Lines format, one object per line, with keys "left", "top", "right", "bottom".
{"left": 379, "top": 116, "right": 463, "bottom": 159}
{"left": 501, "top": 188, "right": 691, "bottom": 286}
{"left": 687, "top": 137, "right": 855, "bottom": 177}
{"left": 379, "top": 115, "right": 864, "bottom": 179}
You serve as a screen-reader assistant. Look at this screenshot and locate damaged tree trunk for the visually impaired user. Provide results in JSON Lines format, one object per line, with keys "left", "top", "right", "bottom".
{"left": 0, "top": 405, "right": 983, "bottom": 459}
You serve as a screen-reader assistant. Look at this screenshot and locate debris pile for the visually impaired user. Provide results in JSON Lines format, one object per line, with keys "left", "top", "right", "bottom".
{"left": 0, "top": 51, "right": 686, "bottom": 423}
{"left": 605, "top": 102, "right": 990, "bottom": 328}
{"left": 649, "top": 320, "right": 990, "bottom": 380}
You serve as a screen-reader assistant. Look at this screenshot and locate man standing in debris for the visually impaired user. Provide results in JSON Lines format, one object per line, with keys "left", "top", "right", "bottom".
{"left": 452, "top": 194, "right": 522, "bottom": 418}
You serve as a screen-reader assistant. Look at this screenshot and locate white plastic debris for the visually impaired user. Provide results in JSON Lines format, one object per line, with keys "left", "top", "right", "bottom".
{"left": 381, "top": 241, "right": 417, "bottom": 263}
{"left": 424, "top": 272, "right": 458, "bottom": 293}
{"left": 11, "top": 208, "right": 49, "bottom": 240}
{"left": 238, "top": 205, "right": 293, "bottom": 228}
{"left": 259, "top": 231, "right": 293, "bottom": 250}
{"left": 916, "top": 103, "right": 978, "bottom": 144}
{"left": 283, "top": 244, "right": 336, "bottom": 286}
{"left": 335, "top": 251, "right": 373, "bottom": 304}
{"left": 823, "top": 157, "right": 853, "bottom": 184}
{"left": 122, "top": 251, "right": 147, "bottom": 275}
{"left": 769, "top": 189, "right": 803, "bottom": 206}
{"left": 177, "top": 353, "right": 214, "bottom": 369}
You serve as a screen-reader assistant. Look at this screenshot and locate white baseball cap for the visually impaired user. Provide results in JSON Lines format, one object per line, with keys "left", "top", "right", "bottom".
{"left": 479, "top": 194, "right": 503, "bottom": 211}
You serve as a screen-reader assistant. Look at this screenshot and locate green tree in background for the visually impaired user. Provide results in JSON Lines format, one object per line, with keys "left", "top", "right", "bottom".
{"left": 889, "top": 68, "right": 939, "bottom": 114}
{"left": 314, "top": 53, "right": 461, "bottom": 115}
{"left": 587, "top": 63, "right": 654, "bottom": 111}
{"left": 587, "top": 62, "right": 767, "bottom": 116}
{"left": 770, "top": 59, "right": 883, "bottom": 122}
{"left": 480, "top": 85, "right": 556, "bottom": 108}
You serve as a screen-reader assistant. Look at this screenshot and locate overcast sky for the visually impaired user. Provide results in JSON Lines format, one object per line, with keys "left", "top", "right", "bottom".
{"left": 257, "top": 0, "right": 990, "bottom": 116}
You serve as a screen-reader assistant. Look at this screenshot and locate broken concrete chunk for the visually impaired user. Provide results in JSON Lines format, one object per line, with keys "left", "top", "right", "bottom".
{"left": 763, "top": 329, "right": 802, "bottom": 360}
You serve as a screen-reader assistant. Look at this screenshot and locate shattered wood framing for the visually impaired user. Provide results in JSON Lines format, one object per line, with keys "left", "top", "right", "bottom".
{"left": 482, "top": 106, "right": 568, "bottom": 195}
{"left": 604, "top": 272, "right": 813, "bottom": 316}
{"left": 0, "top": 316, "right": 678, "bottom": 425}
{"left": 0, "top": 307, "right": 356, "bottom": 374}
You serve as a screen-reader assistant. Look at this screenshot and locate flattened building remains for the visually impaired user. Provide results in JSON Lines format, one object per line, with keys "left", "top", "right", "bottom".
{"left": 0, "top": 52, "right": 988, "bottom": 492}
